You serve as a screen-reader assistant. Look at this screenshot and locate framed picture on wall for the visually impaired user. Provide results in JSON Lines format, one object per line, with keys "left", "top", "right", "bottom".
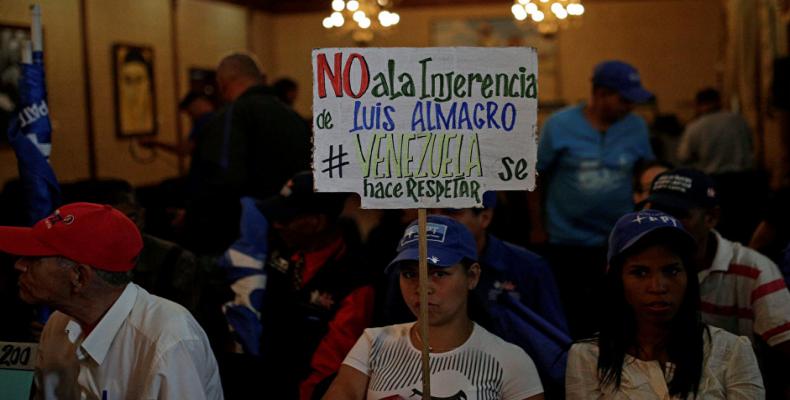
{"left": 431, "top": 17, "right": 562, "bottom": 102}
{"left": 112, "top": 43, "right": 157, "bottom": 137}
{"left": 0, "top": 23, "right": 32, "bottom": 149}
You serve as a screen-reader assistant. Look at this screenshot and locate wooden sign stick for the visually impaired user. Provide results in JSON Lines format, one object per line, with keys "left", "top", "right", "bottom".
{"left": 417, "top": 208, "right": 431, "bottom": 399}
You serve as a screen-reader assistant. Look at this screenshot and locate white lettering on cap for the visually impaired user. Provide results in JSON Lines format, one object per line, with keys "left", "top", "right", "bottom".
{"left": 632, "top": 213, "right": 679, "bottom": 227}
{"left": 401, "top": 223, "right": 448, "bottom": 246}
{"left": 653, "top": 175, "right": 692, "bottom": 193}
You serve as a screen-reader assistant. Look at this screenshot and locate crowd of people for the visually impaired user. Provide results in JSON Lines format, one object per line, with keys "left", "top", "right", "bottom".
{"left": 1, "top": 53, "right": 789, "bottom": 400}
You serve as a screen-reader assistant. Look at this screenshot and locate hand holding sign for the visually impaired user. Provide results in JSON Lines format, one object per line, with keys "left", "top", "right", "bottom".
{"left": 313, "top": 47, "right": 539, "bottom": 399}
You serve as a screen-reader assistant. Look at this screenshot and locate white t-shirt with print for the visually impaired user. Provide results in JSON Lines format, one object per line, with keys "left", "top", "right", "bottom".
{"left": 343, "top": 322, "right": 543, "bottom": 400}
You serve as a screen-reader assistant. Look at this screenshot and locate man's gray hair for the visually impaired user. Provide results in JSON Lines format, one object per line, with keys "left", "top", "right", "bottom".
{"left": 93, "top": 269, "right": 133, "bottom": 287}
{"left": 58, "top": 257, "right": 132, "bottom": 287}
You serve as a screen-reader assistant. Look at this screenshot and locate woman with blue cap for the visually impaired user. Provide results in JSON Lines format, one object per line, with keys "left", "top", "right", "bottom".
{"left": 566, "top": 209, "right": 764, "bottom": 399}
{"left": 324, "top": 215, "right": 544, "bottom": 399}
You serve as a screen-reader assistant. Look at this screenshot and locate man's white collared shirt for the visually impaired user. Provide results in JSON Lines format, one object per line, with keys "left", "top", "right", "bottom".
{"left": 36, "top": 283, "right": 223, "bottom": 399}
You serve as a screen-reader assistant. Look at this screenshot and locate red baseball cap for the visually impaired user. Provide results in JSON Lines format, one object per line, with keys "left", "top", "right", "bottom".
{"left": 0, "top": 202, "right": 143, "bottom": 272}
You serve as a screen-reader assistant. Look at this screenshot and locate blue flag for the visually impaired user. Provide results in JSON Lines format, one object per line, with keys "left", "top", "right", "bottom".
{"left": 7, "top": 50, "right": 60, "bottom": 224}
{"left": 218, "top": 196, "right": 268, "bottom": 356}
{"left": 7, "top": 46, "right": 60, "bottom": 326}
{"left": 490, "top": 292, "right": 572, "bottom": 387}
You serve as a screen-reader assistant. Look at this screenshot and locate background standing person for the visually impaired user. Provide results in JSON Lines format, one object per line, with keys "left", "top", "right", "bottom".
{"left": 645, "top": 168, "right": 790, "bottom": 398}
{"left": 677, "top": 87, "right": 763, "bottom": 244}
{"left": 677, "top": 88, "right": 754, "bottom": 176}
{"left": 137, "top": 91, "right": 217, "bottom": 238}
{"left": 139, "top": 90, "right": 215, "bottom": 158}
{"left": 183, "top": 53, "right": 310, "bottom": 255}
{"left": 324, "top": 215, "right": 545, "bottom": 400}
{"left": 530, "top": 60, "right": 655, "bottom": 339}
{"left": 273, "top": 77, "right": 299, "bottom": 107}
{"left": 0, "top": 202, "right": 222, "bottom": 399}
{"left": 567, "top": 209, "right": 764, "bottom": 399}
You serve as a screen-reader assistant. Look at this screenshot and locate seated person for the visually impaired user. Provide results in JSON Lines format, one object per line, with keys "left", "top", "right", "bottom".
{"left": 566, "top": 209, "right": 764, "bottom": 399}
{"left": 645, "top": 169, "right": 790, "bottom": 397}
{"left": 220, "top": 171, "right": 374, "bottom": 400}
{"left": 434, "top": 194, "right": 570, "bottom": 393}
{"left": 324, "top": 215, "right": 544, "bottom": 400}
{"left": 632, "top": 159, "right": 671, "bottom": 207}
{"left": 60, "top": 179, "right": 204, "bottom": 315}
{"left": 0, "top": 203, "right": 222, "bottom": 399}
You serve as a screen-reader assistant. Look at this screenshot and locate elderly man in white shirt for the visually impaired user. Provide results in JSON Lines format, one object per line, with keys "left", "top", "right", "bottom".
{"left": 0, "top": 202, "right": 223, "bottom": 399}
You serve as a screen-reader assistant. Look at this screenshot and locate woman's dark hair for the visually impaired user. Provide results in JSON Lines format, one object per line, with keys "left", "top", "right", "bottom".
{"left": 456, "top": 258, "right": 494, "bottom": 328}
{"left": 596, "top": 229, "right": 707, "bottom": 398}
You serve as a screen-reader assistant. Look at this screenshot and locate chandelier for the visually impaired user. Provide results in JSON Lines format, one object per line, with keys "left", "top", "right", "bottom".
{"left": 322, "top": 0, "right": 400, "bottom": 45}
{"left": 511, "top": 0, "right": 585, "bottom": 35}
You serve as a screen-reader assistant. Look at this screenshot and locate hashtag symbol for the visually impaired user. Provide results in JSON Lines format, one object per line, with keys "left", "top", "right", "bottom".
{"left": 321, "top": 144, "right": 350, "bottom": 178}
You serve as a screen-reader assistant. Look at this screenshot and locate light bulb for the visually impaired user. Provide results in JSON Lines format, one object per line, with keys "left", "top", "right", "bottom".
{"left": 359, "top": 18, "right": 371, "bottom": 28}
{"left": 331, "top": 0, "right": 345, "bottom": 12}
{"left": 518, "top": 0, "right": 530, "bottom": 4}
{"left": 512, "top": 4, "right": 528, "bottom": 20}
{"left": 322, "top": 17, "right": 334, "bottom": 29}
{"left": 353, "top": 10, "right": 366, "bottom": 22}
{"left": 555, "top": 8, "right": 568, "bottom": 19}
{"left": 567, "top": 3, "right": 585, "bottom": 15}
{"left": 331, "top": 11, "right": 345, "bottom": 27}
{"left": 531, "top": 10, "right": 545, "bottom": 21}
{"left": 347, "top": 0, "right": 359, "bottom": 11}
{"left": 550, "top": 3, "right": 564, "bottom": 14}
{"left": 378, "top": 11, "right": 390, "bottom": 26}
{"left": 525, "top": 3, "right": 538, "bottom": 13}
{"left": 390, "top": 13, "right": 399, "bottom": 25}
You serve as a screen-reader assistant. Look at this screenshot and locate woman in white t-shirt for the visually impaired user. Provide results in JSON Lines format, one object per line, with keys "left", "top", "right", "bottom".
{"left": 324, "top": 215, "right": 544, "bottom": 400}
{"left": 566, "top": 209, "right": 764, "bottom": 399}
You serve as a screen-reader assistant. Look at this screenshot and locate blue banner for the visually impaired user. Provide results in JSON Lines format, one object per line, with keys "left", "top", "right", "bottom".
{"left": 492, "top": 292, "right": 572, "bottom": 387}
{"left": 17, "top": 51, "right": 52, "bottom": 158}
{"left": 7, "top": 50, "right": 60, "bottom": 225}
{"left": 218, "top": 197, "right": 269, "bottom": 356}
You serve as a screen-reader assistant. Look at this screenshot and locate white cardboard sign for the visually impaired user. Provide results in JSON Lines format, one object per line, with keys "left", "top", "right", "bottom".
{"left": 312, "top": 47, "right": 538, "bottom": 208}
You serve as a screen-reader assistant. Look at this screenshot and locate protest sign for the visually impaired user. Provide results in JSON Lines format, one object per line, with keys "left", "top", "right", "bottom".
{"left": 312, "top": 47, "right": 538, "bottom": 208}
{"left": 312, "top": 47, "right": 538, "bottom": 398}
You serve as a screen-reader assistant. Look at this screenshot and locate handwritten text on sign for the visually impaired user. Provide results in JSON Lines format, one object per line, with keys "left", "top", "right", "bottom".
{"left": 0, "top": 342, "right": 36, "bottom": 371}
{"left": 312, "top": 47, "right": 538, "bottom": 208}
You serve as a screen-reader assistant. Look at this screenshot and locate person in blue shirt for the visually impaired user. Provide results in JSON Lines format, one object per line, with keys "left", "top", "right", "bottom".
{"left": 436, "top": 192, "right": 568, "bottom": 335}
{"left": 528, "top": 60, "right": 655, "bottom": 339}
{"left": 139, "top": 91, "right": 215, "bottom": 158}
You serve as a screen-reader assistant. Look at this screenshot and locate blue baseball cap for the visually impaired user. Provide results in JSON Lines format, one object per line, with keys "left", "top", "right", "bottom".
{"left": 592, "top": 60, "right": 653, "bottom": 103}
{"left": 607, "top": 209, "right": 696, "bottom": 266}
{"left": 387, "top": 215, "right": 477, "bottom": 272}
